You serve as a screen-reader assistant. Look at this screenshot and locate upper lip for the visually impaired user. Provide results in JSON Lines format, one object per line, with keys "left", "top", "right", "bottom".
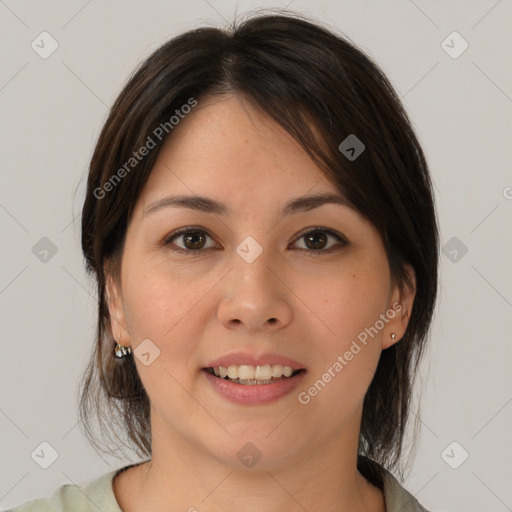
{"left": 204, "top": 351, "right": 306, "bottom": 370}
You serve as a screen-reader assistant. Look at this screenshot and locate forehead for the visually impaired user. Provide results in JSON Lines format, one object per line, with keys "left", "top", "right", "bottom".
{"left": 140, "top": 94, "right": 333, "bottom": 204}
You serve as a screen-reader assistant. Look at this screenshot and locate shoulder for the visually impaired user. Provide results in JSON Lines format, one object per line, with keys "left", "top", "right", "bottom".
{"left": 5, "top": 469, "right": 122, "bottom": 512}
{"left": 381, "top": 466, "right": 431, "bottom": 512}
{"left": 358, "top": 456, "right": 430, "bottom": 512}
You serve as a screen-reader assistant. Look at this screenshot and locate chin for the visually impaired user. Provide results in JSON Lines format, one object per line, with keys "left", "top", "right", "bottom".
{"left": 202, "top": 432, "right": 304, "bottom": 471}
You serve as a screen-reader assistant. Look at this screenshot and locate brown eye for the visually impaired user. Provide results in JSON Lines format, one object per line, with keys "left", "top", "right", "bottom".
{"left": 182, "top": 231, "right": 207, "bottom": 250}
{"left": 164, "top": 228, "right": 218, "bottom": 254}
{"left": 292, "top": 228, "right": 348, "bottom": 254}
{"left": 304, "top": 230, "right": 328, "bottom": 250}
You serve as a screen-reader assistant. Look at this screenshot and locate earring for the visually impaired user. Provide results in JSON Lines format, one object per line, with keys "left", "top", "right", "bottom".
{"left": 390, "top": 333, "right": 397, "bottom": 340}
{"left": 114, "top": 331, "right": 132, "bottom": 358}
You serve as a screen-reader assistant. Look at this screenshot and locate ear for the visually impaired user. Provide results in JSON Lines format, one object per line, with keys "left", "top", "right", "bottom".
{"left": 381, "top": 264, "right": 416, "bottom": 350}
{"left": 105, "top": 266, "right": 131, "bottom": 349}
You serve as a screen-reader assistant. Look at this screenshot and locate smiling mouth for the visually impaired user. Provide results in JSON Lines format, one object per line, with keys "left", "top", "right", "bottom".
{"left": 203, "top": 366, "right": 305, "bottom": 386}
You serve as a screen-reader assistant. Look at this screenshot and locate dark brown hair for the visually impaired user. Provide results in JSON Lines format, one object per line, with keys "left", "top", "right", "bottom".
{"left": 79, "top": 10, "right": 438, "bottom": 485}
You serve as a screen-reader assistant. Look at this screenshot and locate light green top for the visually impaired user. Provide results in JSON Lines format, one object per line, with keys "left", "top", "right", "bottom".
{"left": 6, "top": 463, "right": 429, "bottom": 511}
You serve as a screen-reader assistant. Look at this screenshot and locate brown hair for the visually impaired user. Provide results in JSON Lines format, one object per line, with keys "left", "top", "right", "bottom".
{"left": 79, "top": 10, "right": 438, "bottom": 484}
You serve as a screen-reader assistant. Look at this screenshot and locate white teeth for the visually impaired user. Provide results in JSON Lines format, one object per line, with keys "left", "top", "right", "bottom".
{"left": 271, "top": 364, "right": 283, "bottom": 378}
{"left": 238, "top": 365, "right": 255, "bottom": 380}
{"left": 211, "top": 364, "right": 297, "bottom": 381}
{"left": 255, "top": 365, "right": 272, "bottom": 380}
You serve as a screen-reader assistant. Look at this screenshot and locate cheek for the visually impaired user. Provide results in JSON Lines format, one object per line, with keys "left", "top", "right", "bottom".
{"left": 303, "top": 261, "right": 390, "bottom": 398}
{"left": 121, "top": 262, "right": 206, "bottom": 358}
{"left": 318, "top": 265, "right": 390, "bottom": 345}
{"left": 120, "top": 266, "right": 212, "bottom": 411}
{"left": 298, "top": 270, "right": 388, "bottom": 421}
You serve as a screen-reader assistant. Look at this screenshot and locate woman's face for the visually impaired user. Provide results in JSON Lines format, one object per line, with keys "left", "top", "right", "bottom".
{"left": 107, "top": 94, "right": 414, "bottom": 468}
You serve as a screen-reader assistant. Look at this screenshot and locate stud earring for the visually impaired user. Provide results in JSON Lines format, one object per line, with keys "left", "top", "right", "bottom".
{"left": 390, "top": 333, "right": 397, "bottom": 340}
{"left": 114, "top": 331, "right": 132, "bottom": 358}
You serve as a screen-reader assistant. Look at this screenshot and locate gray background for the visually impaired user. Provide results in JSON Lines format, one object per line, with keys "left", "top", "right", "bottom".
{"left": 1, "top": 1, "right": 511, "bottom": 511}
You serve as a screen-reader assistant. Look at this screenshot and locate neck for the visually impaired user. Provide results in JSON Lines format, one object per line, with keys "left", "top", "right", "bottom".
{"left": 116, "top": 413, "right": 385, "bottom": 512}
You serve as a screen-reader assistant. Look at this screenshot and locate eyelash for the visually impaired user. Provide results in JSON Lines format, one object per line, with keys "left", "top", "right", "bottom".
{"left": 162, "top": 226, "right": 348, "bottom": 256}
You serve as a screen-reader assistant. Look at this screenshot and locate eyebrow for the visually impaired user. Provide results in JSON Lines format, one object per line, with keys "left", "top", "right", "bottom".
{"left": 143, "top": 192, "right": 350, "bottom": 217}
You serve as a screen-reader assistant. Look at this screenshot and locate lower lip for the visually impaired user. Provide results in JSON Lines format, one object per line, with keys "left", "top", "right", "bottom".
{"left": 202, "top": 369, "right": 307, "bottom": 405}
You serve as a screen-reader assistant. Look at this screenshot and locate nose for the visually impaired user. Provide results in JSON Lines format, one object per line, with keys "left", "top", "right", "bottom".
{"left": 217, "top": 250, "right": 293, "bottom": 333}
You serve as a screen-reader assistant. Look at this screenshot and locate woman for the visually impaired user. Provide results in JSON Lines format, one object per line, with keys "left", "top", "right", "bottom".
{"left": 9, "top": 11, "right": 438, "bottom": 512}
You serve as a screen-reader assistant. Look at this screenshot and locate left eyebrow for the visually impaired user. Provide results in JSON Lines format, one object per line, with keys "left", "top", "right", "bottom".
{"left": 143, "top": 192, "right": 350, "bottom": 217}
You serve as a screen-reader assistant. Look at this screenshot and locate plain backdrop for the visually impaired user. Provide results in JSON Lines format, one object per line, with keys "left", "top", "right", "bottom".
{"left": 0, "top": 1, "right": 511, "bottom": 511}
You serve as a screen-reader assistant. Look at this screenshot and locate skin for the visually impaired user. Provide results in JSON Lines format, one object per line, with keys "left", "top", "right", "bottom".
{"left": 106, "top": 94, "right": 415, "bottom": 512}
